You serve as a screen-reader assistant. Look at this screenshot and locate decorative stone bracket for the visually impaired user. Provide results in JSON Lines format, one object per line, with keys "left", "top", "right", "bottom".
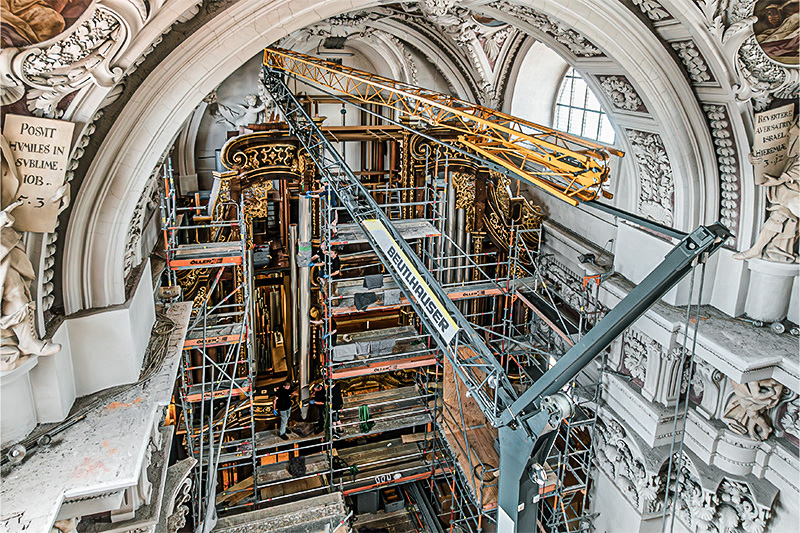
{"left": 596, "top": 411, "right": 779, "bottom": 531}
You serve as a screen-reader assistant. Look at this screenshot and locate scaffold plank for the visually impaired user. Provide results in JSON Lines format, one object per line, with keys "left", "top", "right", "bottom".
{"left": 330, "top": 353, "right": 437, "bottom": 379}
{"left": 183, "top": 323, "right": 246, "bottom": 349}
{"left": 351, "top": 509, "right": 420, "bottom": 533}
{"left": 170, "top": 242, "right": 244, "bottom": 269}
{"left": 330, "top": 219, "right": 439, "bottom": 246}
{"left": 183, "top": 379, "right": 251, "bottom": 402}
{"left": 330, "top": 277, "right": 537, "bottom": 316}
{"left": 338, "top": 386, "right": 432, "bottom": 439}
{"left": 256, "top": 453, "right": 329, "bottom": 484}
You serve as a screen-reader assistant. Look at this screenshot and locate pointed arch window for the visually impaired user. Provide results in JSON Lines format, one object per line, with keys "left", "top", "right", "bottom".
{"left": 554, "top": 68, "right": 615, "bottom": 145}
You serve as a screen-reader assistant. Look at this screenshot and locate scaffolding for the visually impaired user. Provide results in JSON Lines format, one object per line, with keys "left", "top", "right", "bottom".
{"left": 160, "top": 46, "right": 638, "bottom": 532}
{"left": 504, "top": 226, "right": 608, "bottom": 532}
{"left": 269, "top": 79, "right": 606, "bottom": 531}
{"left": 161, "top": 162, "right": 259, "bottom": 523}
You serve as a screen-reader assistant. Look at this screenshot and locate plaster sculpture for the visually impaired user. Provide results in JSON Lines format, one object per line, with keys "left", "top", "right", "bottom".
{"left": 216, "top": 94, "right": 267, "bottom": 129}
{"left": 734, "top": 116, "right": 799, "bottom": 263}
{"left": 51, "top": 518, "right": 78, "bottom": 533}
{"left": 0, "top": 202, "right": 61, "bottom": 371}
{"left": 1, "top": 139, "right": 63, "bottom": 371}
{"left": 723, "top": 378, "right": 784, "bottom": 441}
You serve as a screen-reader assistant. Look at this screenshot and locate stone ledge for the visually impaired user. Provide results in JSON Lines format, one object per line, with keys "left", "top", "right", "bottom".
{"left": 0, "top": 303, "right": 191, "bottom": 533}
{"left": 78, "top": 426, "right": 174, "bottom": 532}
{"left": 601, "top": 272, "right": 799, "bottom": 392}
{"left": 213, "top": 492, "right": 348, "bottom": 532}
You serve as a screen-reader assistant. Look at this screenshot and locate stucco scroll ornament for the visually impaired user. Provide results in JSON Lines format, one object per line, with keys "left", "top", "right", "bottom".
{"left": 734, "top": 116, "right": 799, "bottom": 262}
{"left": 716, "top": 480, "right": 771, "bottom": 533}
{"left": 166, "top": 476, "right": 192, "bottom": 532}
{"left": 621, "top": 331, "right": 649, "bottom": 382}
{"left": 595, "top": 419, "right": 659, "bottom": 512}
{"left": 723, "top": 378, "right": 784, "bottom": 440}
{"left": 0, "top": 139, "right": 65, "bottom": 371}
{"left": 0, "top": 48, "right": 25, "bottom": 106}
{"left": 717, "top": 6, "right": 799, "bottom": 109}
{"left": 490, "top": 2, "right": 602, "bottom": 57}
{"left": 779, "top": 395, "right": 800, "bottom": 439}
{"left": 626, "top": 130, "right": 674, "bottom": 225}
{"left": 5, "top": 6, "right": 126, "bottom": 118}
{"left": 417, "top": 0, "right": 477, "bottom": 44}
{"left": 388, "top": 34, "right": 419, "bottom": 85}
{"left": 631, "top": 0, "right": 672, "bottom": 21}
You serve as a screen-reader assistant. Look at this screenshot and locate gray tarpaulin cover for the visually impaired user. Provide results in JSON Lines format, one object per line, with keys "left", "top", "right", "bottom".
{"left": 354, "top": 292, "right": 378, "bottom": 310}
{"left": 332, "top": 343, "right": 357, "bottom": 361}
{"left": 363, "top": 274, "right": 384, "bottom": 289}
{"left": 383, "top": 289, "right": 401, "bottom": 306}
{"left": 297, "top": 240, "right": 312, "bottom": 267}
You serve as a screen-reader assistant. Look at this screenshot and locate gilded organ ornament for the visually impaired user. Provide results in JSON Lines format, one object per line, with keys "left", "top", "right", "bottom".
{"left": 484, "top": 172, "right": 543, "bottom": 255}
{"left": 221, "top": 133, "right": 301, "bottom": 182}
{"left": 452, "top": 171, "right": 476, "bottom": 231}
{"left": 243, "top": 181, "right": 274, "bottom": 220}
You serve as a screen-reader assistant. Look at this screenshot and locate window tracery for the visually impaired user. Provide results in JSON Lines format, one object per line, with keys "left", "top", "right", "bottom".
{"left": 554, "top": 68, "right": 616, "bottom": 144}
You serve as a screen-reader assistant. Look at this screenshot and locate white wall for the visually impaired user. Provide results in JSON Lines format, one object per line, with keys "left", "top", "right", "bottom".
{"left": 510, "top": 41, "right": 569, "bottom": 127}
{"left": 67, "top": 260, "right": 156, "bottom": 397}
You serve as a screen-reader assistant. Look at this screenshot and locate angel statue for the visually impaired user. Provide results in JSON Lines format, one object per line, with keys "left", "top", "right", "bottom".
{"left": 1, "top": 138, "right": 63, "bottom": 372}
{"left": 734, "top": 115, "right": 799, "bottom": 263}
{"left": 215, "top": 94, "right": 267, "bottom": 129}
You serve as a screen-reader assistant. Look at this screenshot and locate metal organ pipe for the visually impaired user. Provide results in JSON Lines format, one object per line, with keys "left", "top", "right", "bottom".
{"left": 288, "top": 224, "right": 298, "bottom": 381}
{"left": 444, "top": 174, "right": 456, "bottom": 286}
{"left": 298, "top": 198, "right": 311, "bottom": 418}
{"left": 463, "top": 231, "right": 473, "bottom": 315}
{"left": 455, "top": 208, "right": 466, "bottom": 286}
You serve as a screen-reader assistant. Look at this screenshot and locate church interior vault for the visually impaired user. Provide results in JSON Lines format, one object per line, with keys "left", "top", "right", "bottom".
{"left": 0, "top": 1, "right": 798, "bottom": 532}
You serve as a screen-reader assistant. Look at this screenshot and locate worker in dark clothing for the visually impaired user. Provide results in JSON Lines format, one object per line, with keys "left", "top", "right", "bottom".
{"left": 309, "top": 382, "right": 327, "bottom": 433}
{"left": 308, "top": 178, "right": 339, "bottom": 232}
{"left": 331, "top": 381, "right": 343, "bottom": 439}
{"left": 310, "top": 241, "right": 328, "bottom": 263}
{"left": 272, "top": 381, "right": 296, "bottom": 440}
{"left": 313, "top": 247, "right": 342, "bottom": 304}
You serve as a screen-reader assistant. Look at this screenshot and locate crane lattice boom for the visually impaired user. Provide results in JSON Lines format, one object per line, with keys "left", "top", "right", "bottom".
{"left": 263, "top": 47, "right": 623, "bottom": 205}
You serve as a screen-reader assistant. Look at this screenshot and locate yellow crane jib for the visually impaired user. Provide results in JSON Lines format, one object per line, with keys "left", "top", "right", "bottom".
{"left": 263, "top": 47, "right": 624, "bottom": 206}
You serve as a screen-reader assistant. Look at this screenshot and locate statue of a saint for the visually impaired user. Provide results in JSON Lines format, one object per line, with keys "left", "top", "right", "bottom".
{"left": 734, "top": 116, "right": 800, "bottom": 263}
{"left": 1, "top": 137, "right": 62, "bottom": 371}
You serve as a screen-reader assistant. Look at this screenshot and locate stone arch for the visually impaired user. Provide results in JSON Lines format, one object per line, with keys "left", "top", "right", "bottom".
{"left": 369, "top": 18, "right": 479, "bottom": 101}
{"left": 481, "top": 0, "right": 720, "bottom": 231}
{"left": 63, "top": 0, "right": 379, "bottom": 313}
{"left": 62, "top": 0, "right": 726, "bottom": 313}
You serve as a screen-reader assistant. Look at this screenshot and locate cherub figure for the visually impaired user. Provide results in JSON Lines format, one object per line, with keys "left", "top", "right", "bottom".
{"left": 215, "top": 94, "right": 266, "bottom": 129}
